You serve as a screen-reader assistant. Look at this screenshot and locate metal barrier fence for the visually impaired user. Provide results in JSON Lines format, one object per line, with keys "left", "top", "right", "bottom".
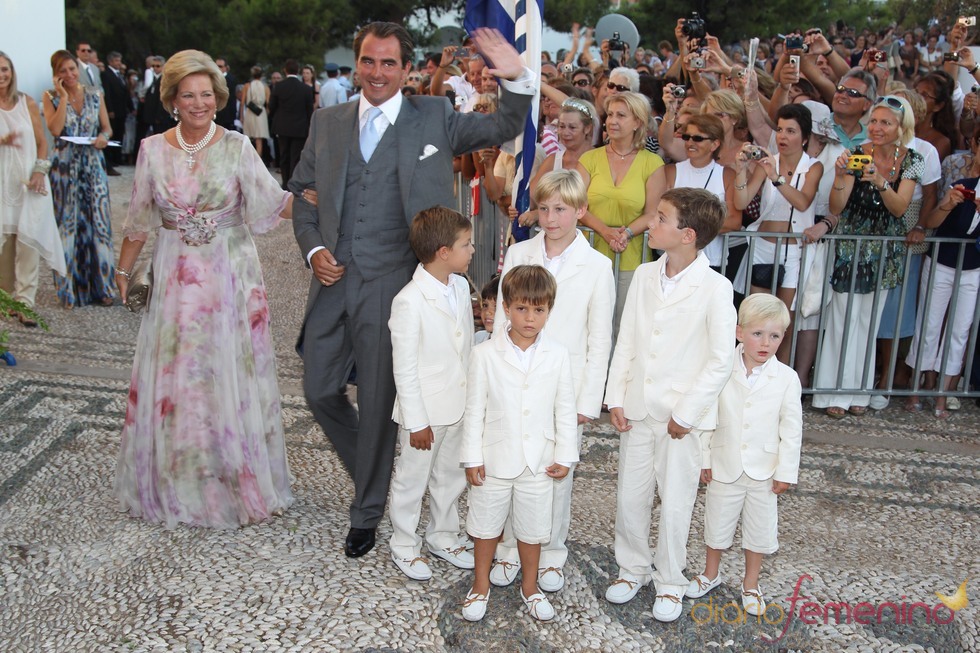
{"left": 459, "top": 173, "right": 979, "bottom": 398}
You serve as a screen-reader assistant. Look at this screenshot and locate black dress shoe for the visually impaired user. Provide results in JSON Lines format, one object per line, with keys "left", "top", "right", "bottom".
{"left": 344, "top": 527, "right": 376, "bottom": 558}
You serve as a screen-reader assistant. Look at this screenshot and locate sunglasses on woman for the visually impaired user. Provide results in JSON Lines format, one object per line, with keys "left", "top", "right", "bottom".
{"left": 607, "top": 82, "right": 630, "bottom": 92}
{"left": 679, "top": 134, "right": 712, "bottom": 142}
{"left": 835, "top": 85, "right": 868, "bottom": 99}
{"left": 874, "top": 95, "right": 906, "bottom": 114}
{"left": 573, "top": 79, "right": 591, "bottom": 87}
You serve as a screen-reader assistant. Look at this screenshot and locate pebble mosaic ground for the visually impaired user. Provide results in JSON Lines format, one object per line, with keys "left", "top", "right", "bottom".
{"left": 0, "top": 168, "right": 976, "bottom": 652}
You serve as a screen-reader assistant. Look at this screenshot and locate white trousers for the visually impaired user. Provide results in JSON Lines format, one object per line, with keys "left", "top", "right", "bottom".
{"left": 906, "top": 258, "right": 980, "bottom": 376}
{"left": 493, "top": 423, "right": 584, "bottom": 567}
{"left": 388, "top": 420, "right": 468, "bottom": 559}
{"left": 812, "top": 290, "right": 887, "bottom": 409}
{"left": 0, "top": 235, "right": 41, "bottom": 307}
{"left": 614, "top": 416, "right": 704, "bottom": 596}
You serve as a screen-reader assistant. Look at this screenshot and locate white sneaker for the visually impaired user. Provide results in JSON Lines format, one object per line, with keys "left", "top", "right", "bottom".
{"left": 391, "top": 553, "right": 432, "bottom": 581}
{"left": 652, "top": 590, "right": 684, "bottom": 622}
{"left": 461, "top": 589, "right": 489, "bottom": 621}
{"left": 520, "top": 588, "right": 556, "bottom": 621}
{"left": 605, "top": 572, "right": 644, "bottom": 604}
{"left": 869, "top": 395, "right": 890, "bottom": 410}
{"left": 685, "top": 573, "right": 721, "bottom": 598}
{"left": 538, "top": 566, "right": 565, "bottom": 592}
{"left": 741, "top": 585, "right": 766, "bottom": 616}
{"left": 489, "top": 558, "right": 520, "bottom": 586}
{"left": 428, "top": 544, "right": 475, "bottom": 569}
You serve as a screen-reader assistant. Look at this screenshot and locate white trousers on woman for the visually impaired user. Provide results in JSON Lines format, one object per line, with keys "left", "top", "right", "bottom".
{"left": 906, "top": 257, "right": 980, "bottom": 377}
{"left": 812, "top": 290, "right": 888, "bottom": 409}
{"left": 0, "top": 235, "right": 40, "bottom": 307}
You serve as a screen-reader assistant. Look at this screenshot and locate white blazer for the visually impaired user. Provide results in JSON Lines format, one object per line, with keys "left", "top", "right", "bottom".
{"left": 460, "top": 332, "right": 579, "bottom": 479}
{"left": 605, "top": 253, "right": 736, "bottom": 429}
{"left": 389, "top": 265, "right": 472, "bottom": 429}
{"left": 496, "top": 231, "right": 615, "bottom": 417}
{"left": 703, "top": 345, "right": 803, "bottom": 484}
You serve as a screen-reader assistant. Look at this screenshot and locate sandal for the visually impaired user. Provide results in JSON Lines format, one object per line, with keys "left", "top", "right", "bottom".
{"left": 848, "top": 406, "right": 867, "bottom": 416}
{"left": 17, "top": 312, "right": 38, "bottom": 328}
{"left": 933, "top": 408, "right": 950, "bottom": 420}
{"left": 825, "top": 407, "right": 847, "bottom": 419}
{"left": 904, "top": 400, "right": 924, "bottom": 413}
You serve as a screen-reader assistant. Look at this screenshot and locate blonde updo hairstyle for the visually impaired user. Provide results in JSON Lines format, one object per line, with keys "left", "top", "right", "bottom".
{"left": 604, "top": 91, "right": 651, "bottom": 151}
{"left": 702, "top": 89, "right": 747, "bottom": 132}
{"left": 160, "top": 50, "right": 229, "bottom": 113}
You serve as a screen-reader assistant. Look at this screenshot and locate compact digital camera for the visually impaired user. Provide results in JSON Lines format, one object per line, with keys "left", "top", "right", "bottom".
{"left": 690, "top": 54, "right": 706, "bottom": 69}
{"left": 784, "top": 35, "right": 804, "bottom": 50}
{"left": 943, "top": 52, "right": 960, "bottom": 62}
{"left": 745, "top": 145, "right": 767, "bottom": 160}
{"left": 670, "top": 85, "right": 687, "bottom": 98}
{"left": 959, "top": 16, "right": 977, "bottom": 27}
{"left": 847, "top": 154, "right": 873, "bottom": 174}
{"left": 869, "top": 49, "right": 888, "bottom": 63}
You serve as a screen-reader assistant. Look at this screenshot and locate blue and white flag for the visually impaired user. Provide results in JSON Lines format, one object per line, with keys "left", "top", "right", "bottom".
{"left": 465, "top": 0, "right": 542, "bottom": 229}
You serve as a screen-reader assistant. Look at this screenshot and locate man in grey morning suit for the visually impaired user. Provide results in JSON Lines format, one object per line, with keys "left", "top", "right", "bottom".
{"left": 289, "top": 22, "right": 535, "bottom": 558}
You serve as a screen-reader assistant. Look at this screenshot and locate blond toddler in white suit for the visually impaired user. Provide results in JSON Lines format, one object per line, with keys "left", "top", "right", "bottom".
{"left": 460, "top": 265, "right": 579, "bottom": 623}
{"left": 604, "top": 188, "right": 736, "bottom": 622}
{"left": 490, "top": 169, "right": 615, "bottom": 593}
{"left": 686, "top": 293, "right": 803, "bottom": 617}
{"left": 388, "top": 207, "right": 477, "bottom": 581}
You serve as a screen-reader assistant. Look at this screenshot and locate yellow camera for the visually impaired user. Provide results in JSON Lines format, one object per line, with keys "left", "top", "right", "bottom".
{"left": 847, "top": 154, "right": 872, "bottom": 174}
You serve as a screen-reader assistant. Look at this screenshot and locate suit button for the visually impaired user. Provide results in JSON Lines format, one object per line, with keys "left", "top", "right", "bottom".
{"left": 523, "top": 384, "right": 529, "bottom": 390}
{"left": 743, "top": 424, "right": 750, "bottom": 430}
{"left": 645, "top": 378, "right": 652, "bottom": 384}
{"left": 654, "top": 330, "right": 661, "bottom": 336}
{"left": 456, "top": 330, "right": 461, "bottom": 336}
{"left": 459, "top": 381, "right": 465, "bottom": 387}
{"left": 523, "top": 409, "right": 529, "bottom": 415}
{"left": 741, "top": 444, "right": 748, "bottom": 450}
{"left": 524, "top": 434, "right": 530, "bottom": 439}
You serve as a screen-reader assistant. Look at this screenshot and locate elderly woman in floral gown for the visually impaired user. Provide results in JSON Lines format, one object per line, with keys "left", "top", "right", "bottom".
{"left": 113, "top": 50, "right": 295, "bottom": 529}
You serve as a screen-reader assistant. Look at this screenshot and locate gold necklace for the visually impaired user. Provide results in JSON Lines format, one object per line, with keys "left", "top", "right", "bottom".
{"left": 608, "top": 143, "right": 636, "bottom": 159}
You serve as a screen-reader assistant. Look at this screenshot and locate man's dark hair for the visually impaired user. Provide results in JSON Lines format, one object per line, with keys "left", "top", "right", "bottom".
{"left": 354, "top": 22, "right": 414, "bottom": 66}
{"left": 284, "top": 59, "right": 300, "bottom": 75}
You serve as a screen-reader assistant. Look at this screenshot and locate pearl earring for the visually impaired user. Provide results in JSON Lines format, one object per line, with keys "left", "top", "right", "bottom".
{"left": 172, "top": 107, "right": 179, "bottom": 121}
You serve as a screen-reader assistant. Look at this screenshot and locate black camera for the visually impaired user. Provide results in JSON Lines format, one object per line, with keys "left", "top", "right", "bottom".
{"left": 682, "top": 12, "right": 706, "bottom": 42}
{"left": 670, "top": 85, "right": 687, "bottom": 98}
{"left": 784, "top": 35, "right": 804, "bottom": 50}
{"left": 943, "top": 52, "right": 960, "bottom": 62}
{"left": 608, "top": 31, "right": 625, "bottom": 52}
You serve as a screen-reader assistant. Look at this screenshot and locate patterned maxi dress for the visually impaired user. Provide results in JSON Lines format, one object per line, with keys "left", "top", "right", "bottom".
{"left": 48, "top": 87, "right": 115, "bottom": 306}
{"left": 114, "top": 130, "right": 293, "bottom": 529}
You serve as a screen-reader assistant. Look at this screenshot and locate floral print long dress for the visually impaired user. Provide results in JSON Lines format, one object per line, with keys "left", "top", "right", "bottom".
{"left": 114, "top": 130, "right": 293, "bottom": 528}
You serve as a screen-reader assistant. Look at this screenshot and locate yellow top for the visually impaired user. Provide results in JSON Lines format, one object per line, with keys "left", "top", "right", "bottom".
{"left": 579, "top": 147, "right": 664, "bottom": 271}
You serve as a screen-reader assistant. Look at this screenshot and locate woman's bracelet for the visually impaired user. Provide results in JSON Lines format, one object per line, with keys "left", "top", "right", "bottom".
{"left": 115, "top": 267, "right": 131, "bottom": 278}
{"left": 99, "top": 131, "right": 110, "bottom": 140}
{"left": 32, "top": 159, "right": 52, "bottom": 175}
{"left": 819, "top": 217, "right": 835, "bottom": 232}
{"left": 624, "top": 226, "right": 635, "bottom": 240}
{"left": 734, "top": 181, "right": 747, "bottom": 190}
{"left": 911, "top": 224, "right": 926, "bottom": 232}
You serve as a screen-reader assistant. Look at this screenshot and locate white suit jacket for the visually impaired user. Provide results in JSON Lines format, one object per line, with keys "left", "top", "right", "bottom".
{"left": 389, "top": 265, "right": 472, "bottom": 429}
{"left": 703, "top": 345, "right": 803, "bottom": 484}
{"left": 605, "top": 253, "right": 736, "bottom": 429}
{"left": 496, "top": 231, "right": 615, "bottom": 417}
{"left": 460, "top": 332, "right": 579, "bottom": 479}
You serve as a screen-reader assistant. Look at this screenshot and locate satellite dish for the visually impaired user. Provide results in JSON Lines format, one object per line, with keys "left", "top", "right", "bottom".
{"left": 594, "top": 14, "right": 640, "bottom": 53}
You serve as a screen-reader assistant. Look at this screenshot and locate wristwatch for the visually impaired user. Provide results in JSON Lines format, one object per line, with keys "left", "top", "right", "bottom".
{"left": 772, "top": 175, "right": 786, "bottom": 187}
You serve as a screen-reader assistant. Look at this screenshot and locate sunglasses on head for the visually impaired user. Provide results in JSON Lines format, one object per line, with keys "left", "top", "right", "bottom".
{"left": 607, "top": 82, "right": 630, "bottom": 92}
{"left": 835, "top": 85, "right": 868, "bottom": 99}
{"left": 875, "top": 95, "right": 906, "bottom": 114}
{"left": 573, "top": 79, "right": 591, "bottom": 87}
{"left": 680, "top": 134, "right": 712, "bottom": 142}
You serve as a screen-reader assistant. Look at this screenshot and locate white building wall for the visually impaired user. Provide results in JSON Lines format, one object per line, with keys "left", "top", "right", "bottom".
{"left": 0, "top": 0, "right": 67, "bottom": 102}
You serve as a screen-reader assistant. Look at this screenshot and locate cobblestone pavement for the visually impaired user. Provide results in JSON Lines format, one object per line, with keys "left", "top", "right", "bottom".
{"left": 1, "top": 166, "right": 977, "bottom": 652}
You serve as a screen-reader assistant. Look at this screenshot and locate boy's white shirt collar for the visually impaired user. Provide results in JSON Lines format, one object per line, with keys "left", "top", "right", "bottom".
{"left": 735, "top": 342, "right": 775, "bottom": 387}
{"left": 416, "top": 264, "right": 458, "bottom": 318}
{"left": 659, "top": 251, "right": 703, "bottom": 297}
{"left": 540, "top": 231, "right": 581, "bottom": 276}
{"left": 505, "top": 325, "right": 541, "bottom": 373}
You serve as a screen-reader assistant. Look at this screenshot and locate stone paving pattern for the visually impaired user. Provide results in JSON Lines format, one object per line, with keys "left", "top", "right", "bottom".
{"left": 0, "top": 168, "right": 977, "bottom": 652}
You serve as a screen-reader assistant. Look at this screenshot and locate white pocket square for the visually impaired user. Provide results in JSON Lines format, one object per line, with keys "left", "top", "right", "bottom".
{"left": 419, "top": 144, "right": 439, "bottom": 161}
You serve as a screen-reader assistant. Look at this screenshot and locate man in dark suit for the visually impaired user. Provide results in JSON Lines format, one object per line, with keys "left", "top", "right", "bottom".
{"left": 101, "top": 51, "right": 128, "bottom": 173}
{"left": 270, "top": 59, "right": 315, "bottom": 189}
{"left": 288, "top": 22, "right": 533, "bottom": 559}
{"left": 214, "top": 57, "right": 238, "bottom": 131}
{"left": 140, "top": 56, "right": 176, "bottom": 140}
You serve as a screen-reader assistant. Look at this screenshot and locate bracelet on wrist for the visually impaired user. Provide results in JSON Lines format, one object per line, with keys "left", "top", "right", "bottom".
{"left": 970, "top": 63, "right": 980, "bottom": 75}
{"left": 911, "top": 225, "right": 926, "bottom": 231}
{"left": 116, "top": 267, "right": 131, "bottom": 279}
{"left": 32, "top": 159, "right": 52, "bottom": 175}
{"left": 819, "top": 217, "right": 834, "bottom": 232}
{"left": 624, "top": 226, "right": 635, "bottom": 240}
{"left": 823, "top": 49, "right": 835, "bottom": 58}
{"left": 734, "top": 181, "right": 747, "bottom": 190}
{"left": 100, "top": 131, "right": 110, "bottom": 140}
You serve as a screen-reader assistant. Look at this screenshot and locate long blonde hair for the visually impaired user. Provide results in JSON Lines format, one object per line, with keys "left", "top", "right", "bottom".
{"left": 0, "top": 52, "right": 19, "bottom": 104}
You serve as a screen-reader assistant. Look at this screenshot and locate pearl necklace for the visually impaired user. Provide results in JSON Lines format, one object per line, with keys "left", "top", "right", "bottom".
{"left": 608, "top": 144, "right": 637, "bottom": 160}
{"left": 175, "top": 120, "right": 216, "bottom": 169}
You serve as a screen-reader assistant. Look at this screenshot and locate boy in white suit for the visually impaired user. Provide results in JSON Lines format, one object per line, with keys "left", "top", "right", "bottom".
{"left": 460, "top": 265, "right": 579, "bottom": 623}
{"left": 388, "top": 207, "right": 476, "bottom": 581}
{"left": 604, "top": 187, "right": 736, "bottom": 622}
{"left": 490, "top": 169, "right": 615, "bottom": 592}
{"left": 686, "top": 294, "right": 803, "bottom": 617}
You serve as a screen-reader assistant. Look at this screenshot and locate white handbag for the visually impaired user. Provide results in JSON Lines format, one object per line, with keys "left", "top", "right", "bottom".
{"left": 799, "top": 241, "right": 831, "bottom": 318}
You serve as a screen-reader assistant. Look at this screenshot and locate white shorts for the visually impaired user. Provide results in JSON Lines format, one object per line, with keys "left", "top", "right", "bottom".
{"left": 703, "top": 472, "right": 779, "bottom": 554}
{"left": 734, "top": 236, "right": 803, "bottom": 292}
{"left": 466, "top": 467, "right": 553, "bottom": 544}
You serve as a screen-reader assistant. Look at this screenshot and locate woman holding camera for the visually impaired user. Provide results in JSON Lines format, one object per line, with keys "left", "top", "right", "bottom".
{"left": 732, "top": 104, "right": 822, "bottom": 362}
{"left": 812, "top": 95, "right": 923, "bottom": 418}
